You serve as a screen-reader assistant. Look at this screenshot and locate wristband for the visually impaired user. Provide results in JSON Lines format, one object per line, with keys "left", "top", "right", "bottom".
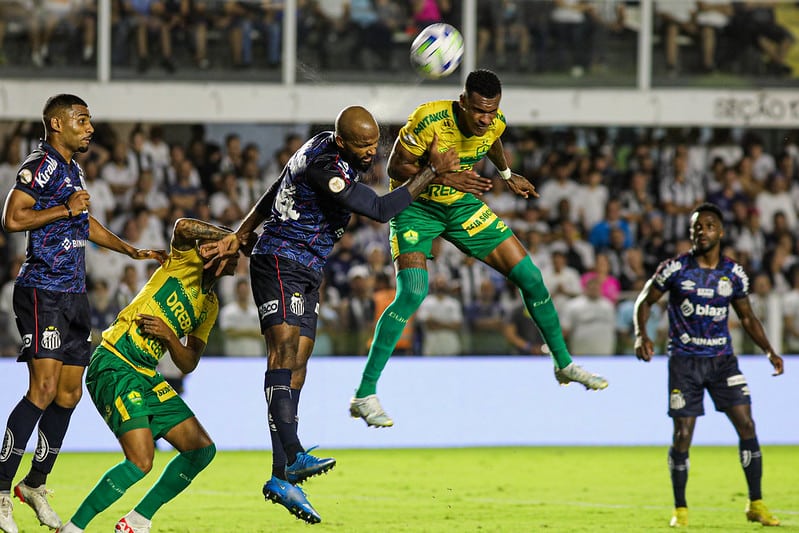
{"left": 428, "top": 163, "right": 438, "bottom": 176}
{"left": 498, "top": 167, "right": 512, "bottom": 180}
{"left": 65, "top": 204, "right": 73, "bottom": 218}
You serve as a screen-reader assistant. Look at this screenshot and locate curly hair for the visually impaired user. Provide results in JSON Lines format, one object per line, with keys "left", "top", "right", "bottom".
{"left": 465, "top": 69, "right": 502, "bottom": 99}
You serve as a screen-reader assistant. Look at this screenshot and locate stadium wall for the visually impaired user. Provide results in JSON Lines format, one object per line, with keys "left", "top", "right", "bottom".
{"left": 2, "top": 82, "right": 799, "bottom": 127}
{"left": 1, "top": 356, "right": 796, "bottom": 452}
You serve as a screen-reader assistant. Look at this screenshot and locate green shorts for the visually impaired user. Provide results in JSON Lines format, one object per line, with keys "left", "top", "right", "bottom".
{"left": 389, "top": 195, "right": 513, "bottom": 260}
{"left": 86, "top": 346, "right": 194, "bottom": 439}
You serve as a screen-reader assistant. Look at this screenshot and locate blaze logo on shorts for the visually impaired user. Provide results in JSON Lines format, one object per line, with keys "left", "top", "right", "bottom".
{"left": 41, "top": 326, "right": 61, "bottom": 350}
{"left": 670, "top": 389, "right": 686, "bottom": 410}
{"left": 402, "top": 229, "right": 419, "bottom": 245}
{"left": 290, "top": 293, "right": 304, "bottom": 316}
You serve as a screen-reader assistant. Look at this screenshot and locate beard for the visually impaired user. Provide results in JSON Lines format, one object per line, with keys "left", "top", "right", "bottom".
{"left": 77, "top": 145, "right": 90, "bottom": 153}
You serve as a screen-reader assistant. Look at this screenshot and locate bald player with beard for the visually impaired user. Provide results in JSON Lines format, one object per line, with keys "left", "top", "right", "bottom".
{"left": 205, "top": 106, "right": 459, "bottom": 524}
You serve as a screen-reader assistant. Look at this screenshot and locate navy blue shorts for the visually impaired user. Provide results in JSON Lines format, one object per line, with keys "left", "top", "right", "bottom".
{"left": 250, "top": 254, "right": 321, "bottom": 341}
{"left": 667, "top": 353, "right": 751, "bottom": 418}
{"left": 13, "top": 286, "right": 91, "bottom": 366}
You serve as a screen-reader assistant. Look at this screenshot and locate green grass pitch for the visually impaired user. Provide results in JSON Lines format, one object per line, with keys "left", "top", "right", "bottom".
{"left": 10, "top": 446, "right": 798, "bottom": 532}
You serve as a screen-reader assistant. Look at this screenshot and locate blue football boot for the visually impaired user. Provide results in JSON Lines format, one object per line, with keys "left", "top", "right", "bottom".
{"left": 286, "top": 447, "right": 336, "bottom": 484}
{"left": 262, "top": 476, "right": 321, "bottom": 524}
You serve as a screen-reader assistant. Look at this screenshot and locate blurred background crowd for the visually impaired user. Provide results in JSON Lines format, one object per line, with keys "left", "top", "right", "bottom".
{"left": 1, "top": 120, "right": 798, "bottom": 359}
{"left": 1, "top": 0, "right": 798, "bottom": 85}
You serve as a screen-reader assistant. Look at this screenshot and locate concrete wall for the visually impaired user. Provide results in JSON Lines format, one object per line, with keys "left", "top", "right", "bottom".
{"left": 0, "top": 356, "right": 795, "bottom": 452}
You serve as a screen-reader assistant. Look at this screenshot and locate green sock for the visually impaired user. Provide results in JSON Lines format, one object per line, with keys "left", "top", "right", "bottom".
{"left": 356, "top": 268, "right": 428, "bottom": 398}
{"left": 71, "top": 459, "right": 145, "bottom": 529}
{"left": 507, "top": 257, "right": 573, "bottom": 369}
{"left": 134, "top": 444, "right": 216, "bottom": 519}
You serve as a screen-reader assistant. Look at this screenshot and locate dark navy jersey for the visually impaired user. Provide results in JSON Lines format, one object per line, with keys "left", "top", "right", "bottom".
{"left": 652, "top": 252, "right": 749, "bottom": 357}
{"left": 13, "top": 141, "right": 89, "bottom": 294}
{"left": 253, "top": 132, "right": 362, "bottom": 271}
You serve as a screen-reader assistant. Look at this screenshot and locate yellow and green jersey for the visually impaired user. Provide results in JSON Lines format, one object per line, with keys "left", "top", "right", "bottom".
{"left": 394, "top": 100, "right": 506, "bottom": 205}
{"left": 99, "top": 246, "right": 218, "bottom": 375}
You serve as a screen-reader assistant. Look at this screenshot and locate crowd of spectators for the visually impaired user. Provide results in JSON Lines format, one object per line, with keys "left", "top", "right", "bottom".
{"left": 0, "top": 1, "right": 794, "bottom": 79}
{"left": 1, "top": 121, "right": 798, "bottom": 359}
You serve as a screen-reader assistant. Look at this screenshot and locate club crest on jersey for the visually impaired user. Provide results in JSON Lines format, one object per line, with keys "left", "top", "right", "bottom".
{"left": 290, "top": 293, "right": 304, "bottom": 316}
{"left": 41, "top": 326, "right": 61, "bottom": 350}
{"left": 328, "top": 176, "right": 345, "bottom": 193}
{"left": 717, "top": 277, "right": 733, "bottom": 297}
{"left": 18, "top": 168, "right": 33, "bottom": 185}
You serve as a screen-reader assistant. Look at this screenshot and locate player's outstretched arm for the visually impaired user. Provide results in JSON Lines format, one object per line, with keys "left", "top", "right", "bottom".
{"left": 633, "top": 278, "right": 663, "bottom": 362}
{"left": 387, "top": 134, "right": 492, "bottom": 196}
{"left": 732, "top": 297, "right": 785, "bottom": 376}
{"left": 486, "top": 138, "right": 539, "bottom": 199}
{"left": 135, "top": 313, "right": 206, "bottom": 373}
{"left": 173, "top": 217, "right": 234, "bottom": 251}
{"left": 89, "top": 215, "right": 167, "bottom": 264}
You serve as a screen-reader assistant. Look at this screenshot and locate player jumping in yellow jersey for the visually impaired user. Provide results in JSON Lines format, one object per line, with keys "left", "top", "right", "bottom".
{"left": 351, "top": 70, "right": 609, "bottom": 428}
{"left": 57, "top": 218, "right": 247, "bottom": 533}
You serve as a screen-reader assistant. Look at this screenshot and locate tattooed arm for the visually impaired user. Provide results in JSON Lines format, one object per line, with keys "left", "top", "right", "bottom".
{"left": 172, "top": 217, "right": 233, "bottom": 252}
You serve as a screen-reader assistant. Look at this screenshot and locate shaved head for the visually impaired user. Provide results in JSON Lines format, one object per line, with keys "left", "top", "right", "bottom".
{"left": 334, "top": 106, "right": 380, "bottom": 172}
{"left": 335, "top": 106, "right": 378, "bottom": 141}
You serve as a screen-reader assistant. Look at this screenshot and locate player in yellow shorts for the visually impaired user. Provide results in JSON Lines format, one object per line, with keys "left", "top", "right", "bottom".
{"left": 350, "top": 69, "right": 609, "bottom": 428}
{"left": 57, "top": 218, "right": 244, "bottom": 533}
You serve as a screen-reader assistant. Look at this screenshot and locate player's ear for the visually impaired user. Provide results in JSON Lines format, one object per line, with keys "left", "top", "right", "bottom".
{"left": 334, "top": 134, "right": 345, "bottom": 150}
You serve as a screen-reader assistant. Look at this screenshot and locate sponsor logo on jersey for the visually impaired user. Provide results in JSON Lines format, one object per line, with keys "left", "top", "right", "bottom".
{"left": 18, "top": 168, "right": 32, "bottom": 185}
{"left": 61, "top": 238, "right": 87, "bottom": 251}
{"left": 41, "top": 326, "right": 61, "bottom": 350}
{"left": 681, "top": 335, "right": 727, "bottom": 346}
{"left": 697, "top": 288, "right": 714, "bottom": 297}
{"left": 402, "top": 229, "right": 419, "bottom": 245}
{"left": 732, "top": 263, "right": 749, "bottom": 292}
{"left": 680, "top": 280, "right": 696, "bottom": 291}
{"left": 166, "top": 290, "right": 193, "bottom": 333}
{"left": 679, "top": 299, "right": 727, "bottom": 318}
{"left": 412, "top": 109, "right": 451, "bottom": 136}
{"left": 461, "top": 205, "right": 498, "bottom": 237}
{"left": 34, "top": 429, "right": 50, "bottom": 462}
{"left": 154, "top": 278, "right": 197, "bottom": 336}
{"left": 259, "top": 300, "right": 279, "bottom": 318}
{"left": 670, "top": 389, "right": 686, "bottom": 410}
{"left": 655, "top": 259, "right": 681, "bottom": 285}
{"left": 34, "top": 156, "right": 58, "bottom": 188}
{"left": 290, "top": 292, "right": 304, "bottom": 316}
{"left": 717, "top": 276, "right": 733, "bottom": 297}
{"left": 328, "top": 176, "right": 345, "bottom": 193}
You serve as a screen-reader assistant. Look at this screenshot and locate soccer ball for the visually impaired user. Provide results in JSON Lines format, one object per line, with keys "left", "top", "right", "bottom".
{"left": 409, "top": 23, "right": 464, "bottom": 79}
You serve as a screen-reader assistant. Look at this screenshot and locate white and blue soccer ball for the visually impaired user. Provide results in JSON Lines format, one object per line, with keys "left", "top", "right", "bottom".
{"left": 409, "top": 23, "right": 464, "bottom": 79}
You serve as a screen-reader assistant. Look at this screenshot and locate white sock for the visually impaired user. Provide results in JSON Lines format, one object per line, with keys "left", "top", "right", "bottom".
{"left": 124, "top": 510, "right": 151, "bottom": 526}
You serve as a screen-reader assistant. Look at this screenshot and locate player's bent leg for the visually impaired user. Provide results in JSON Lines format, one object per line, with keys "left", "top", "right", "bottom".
{"left": 263, "top": 475, "right": 321, "bottom": 524}
{"left": 503, "top": 255, "right": 608, "bottom": 390}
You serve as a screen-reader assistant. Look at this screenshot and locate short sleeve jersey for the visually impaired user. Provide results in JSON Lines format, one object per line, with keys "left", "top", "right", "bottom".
{"left": 253, "top": 131, "right": 363, "bottom": 271}
{"left": 100, "top": 245, "right": 219, "bottom": 372}
{"left": 395, "top": 100, "right": 506, "bottom": 205}
{"left": 14, "top": 141, "right": 89, "bottom": 293}
{"left": 652, "top": 252, "right": 749, "bottom": 357}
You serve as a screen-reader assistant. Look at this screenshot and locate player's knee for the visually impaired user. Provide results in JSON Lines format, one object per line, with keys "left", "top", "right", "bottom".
{"left": 508, "top": 257, "right": 549, "bottom": 300}
{"left": 129, "top": 454, "right": 154, "bottom": 474}
{"left": 396, "top": 284, "right": 427, "bottom": 310}
{"left": 184, "top": 443, "right": 216, "bottom": 470}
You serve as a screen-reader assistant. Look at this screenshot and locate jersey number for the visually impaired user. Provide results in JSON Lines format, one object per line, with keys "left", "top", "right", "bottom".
{"left": 275, "top": 185, "right": 300, "bottom": 221}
